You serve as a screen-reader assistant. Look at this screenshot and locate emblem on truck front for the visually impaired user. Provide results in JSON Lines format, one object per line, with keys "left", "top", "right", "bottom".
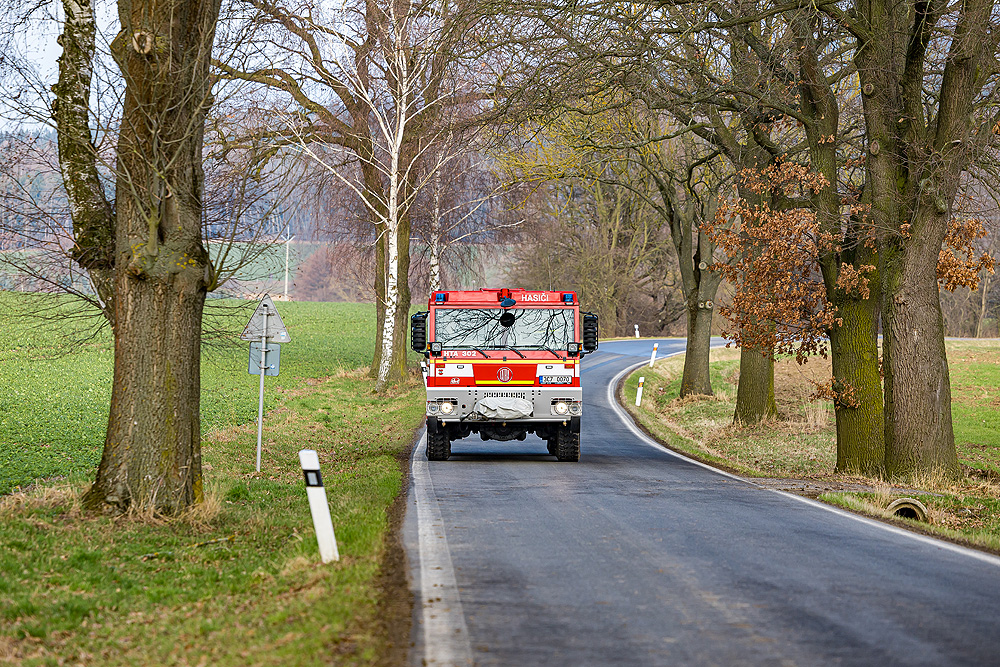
{"left": 497, "top": 367, "right": 512, "bottom": 383}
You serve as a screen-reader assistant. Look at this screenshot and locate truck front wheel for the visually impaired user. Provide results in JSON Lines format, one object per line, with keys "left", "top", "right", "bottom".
{"left": 555, "top": 428, "right": 580, "bottom": 462}
{"left": 427, "top": 427, "right": 451, "bottom": 461}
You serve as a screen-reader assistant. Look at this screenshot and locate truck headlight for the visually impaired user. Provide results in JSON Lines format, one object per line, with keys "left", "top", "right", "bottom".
{"left": 539, "top": 375, "right": 572, "bottom": 385}
{"left": 551, "top": 399, "right": 581, "bottom": 416}
{"left": 427, "top": 401, "right": 439, "bottom": 414}
{"left": 439, "top": 401, "right": 455, "bottom": 414}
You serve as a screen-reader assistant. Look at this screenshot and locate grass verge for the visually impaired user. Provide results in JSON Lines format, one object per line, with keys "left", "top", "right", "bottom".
{"left": 1, "top": 296, "right": 425, "bottom": 666}
{"left": 622, "top": 342, "right": 1000, "bottom": 554}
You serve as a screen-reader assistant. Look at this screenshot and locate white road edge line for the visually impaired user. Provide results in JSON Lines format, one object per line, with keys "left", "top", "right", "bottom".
{"left": 412, "top": 432, "right": 474, "bottom": 666}
{"left": 607, "top": 352, "right": 1000, "bottom": 568}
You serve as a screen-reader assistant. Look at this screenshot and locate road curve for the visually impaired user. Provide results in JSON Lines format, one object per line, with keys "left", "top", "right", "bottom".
{"left": 404, "top": 339, "right": 1000, "bottom": 666}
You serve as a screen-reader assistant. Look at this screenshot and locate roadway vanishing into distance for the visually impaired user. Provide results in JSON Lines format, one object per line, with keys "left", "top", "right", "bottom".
{"left": 403, "top": 339, "right": 1000, "bottom": 666}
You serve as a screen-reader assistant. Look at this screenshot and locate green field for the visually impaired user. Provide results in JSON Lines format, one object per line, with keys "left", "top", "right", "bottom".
{"left": 0, "top": 293, "right": 423, "bottom": 665}
{"left": 0, "top": 295, "right": 377, "bottom": 495}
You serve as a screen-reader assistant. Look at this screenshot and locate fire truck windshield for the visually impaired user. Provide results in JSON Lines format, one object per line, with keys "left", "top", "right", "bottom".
{"left": 434, "top": 308, "right": 575, "bottom": 349}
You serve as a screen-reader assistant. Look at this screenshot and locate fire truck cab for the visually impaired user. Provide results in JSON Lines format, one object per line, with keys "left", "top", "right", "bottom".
{"left": 411, "top": 288, "right": 599, "bottom": 461}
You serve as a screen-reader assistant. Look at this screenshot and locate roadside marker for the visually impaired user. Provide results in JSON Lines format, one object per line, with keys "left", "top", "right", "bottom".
{"left": 299, "top": 449, "right": 339, "bottom": 563}
{"left": 649, "top": 343, "right": 658, "bottom": 367}
{"left": 636, "top": 376, "right": 645, "bottom": 406}
{"left": 634, "top": 324, "right": 640, "bottom": 338}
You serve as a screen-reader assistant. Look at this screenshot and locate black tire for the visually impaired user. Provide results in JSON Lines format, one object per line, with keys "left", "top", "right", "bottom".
{"left": 427, "top": 428, "right": 451, "bottom": 461}
{"left": 554, "top": 428, "right": 580, "bottom": 462}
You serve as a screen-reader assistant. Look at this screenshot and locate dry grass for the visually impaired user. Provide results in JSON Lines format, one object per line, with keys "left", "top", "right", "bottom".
{"left": 0, "top": 482, "right": 83, "bottom": 517}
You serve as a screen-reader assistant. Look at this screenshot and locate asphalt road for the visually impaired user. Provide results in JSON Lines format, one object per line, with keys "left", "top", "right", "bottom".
{"left": 404, "top": 339, "right": 1000, "bottom": 666}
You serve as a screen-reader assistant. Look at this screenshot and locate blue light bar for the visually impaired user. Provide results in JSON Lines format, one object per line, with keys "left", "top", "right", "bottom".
{"left": 562, "top": 293, "right": 575, "bottom": 303}
{"left": 434, "top": 292, "right": 447, "bottom": 303}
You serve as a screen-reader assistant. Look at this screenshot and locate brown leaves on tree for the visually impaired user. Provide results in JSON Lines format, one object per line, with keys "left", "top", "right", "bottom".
{"left": 938, "top": 218, "right": 995, "bottom": 291}
{"left": 703, "top": 161, "right": 839, "bottom": 364}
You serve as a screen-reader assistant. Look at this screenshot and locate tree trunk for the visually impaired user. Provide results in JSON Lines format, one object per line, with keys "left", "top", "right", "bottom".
{"left": 680, "top": 303, "right": 714, "bottom": 396}
{"left": 82, "top": 0, "right": 220, "bottom": 514}
{"left": 428, "top": 158, "right": 443, "bottom": 292}
{"left": 376, "top": 214, "right": 401, "bottom": 389}
{"left": 86, "top": 274, "right": 207, "bottom": 513}
{"left": 851, "top": 0, "right": 996, "bottom": 479}
{"left": 881, "top": 235, "right": 959, "bottom": 478}
{"left": 392, "top": 210, "right": 412, "bottom": 376}
{"left": 975, "top": 269, "right": 991, "bottom": 338}
{"left": 829, "top": 296, "right": 885, "bottom": 475}
{"left": 793, "top": 15, "right": 886, "bottom": 476}
{"left": 734, "top": 343, "right": 777, "bottom": 424}
{"left": 54, "top": 0, "right": 116, "bottom": 322}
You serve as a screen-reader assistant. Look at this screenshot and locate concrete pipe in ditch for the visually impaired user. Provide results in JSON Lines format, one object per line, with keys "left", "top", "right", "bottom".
{"left": 885, "top": 497, "right": 929, "bottom": 522}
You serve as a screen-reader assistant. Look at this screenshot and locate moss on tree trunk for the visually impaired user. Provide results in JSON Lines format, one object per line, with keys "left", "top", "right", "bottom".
{"left": 828, "top": 296, "right": 885, "bottom": 475}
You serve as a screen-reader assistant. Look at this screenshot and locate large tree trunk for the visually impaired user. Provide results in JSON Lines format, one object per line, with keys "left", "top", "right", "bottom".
{"left": 881, "top": 231, "right": 959, "bottom": 477}
{"left": 734, "top": 343, "right": 777, "bottom": 424}
{"left": 82, "top": 0, "right": 221, "bottom": 514}
{"left": 828, "top": 295, "right": 885, "bottom": 475}
{"left": 795, "top": 16, "right": 886, "bottom": 476}
{"left": 852, "top": 0, "right": 996, "bottom": 479}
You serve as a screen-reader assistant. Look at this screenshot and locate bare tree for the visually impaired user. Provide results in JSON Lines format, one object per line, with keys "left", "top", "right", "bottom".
{"left": 217, "top": 0, "right": 480, "bottom": 389}
{"left": 412, "top": 142, "right": 521, "bottom": 293}
{"left": 46, "top": 0, "right": 224, "bottom": 514}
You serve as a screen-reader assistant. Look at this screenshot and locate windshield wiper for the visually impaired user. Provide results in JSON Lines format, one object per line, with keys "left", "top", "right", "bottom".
{"left": 526, "top": 345, "right": 563, "bottom": 359}
{"left": 489, "top": 345, "right": 525, "bottom": 358}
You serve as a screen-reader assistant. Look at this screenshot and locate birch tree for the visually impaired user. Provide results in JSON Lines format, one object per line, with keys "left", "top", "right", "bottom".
{"left": 217, "top": 0, "right": 478, "bottom": 388}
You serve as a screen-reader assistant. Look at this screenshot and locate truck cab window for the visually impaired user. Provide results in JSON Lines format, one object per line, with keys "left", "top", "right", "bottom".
{"left": 434, "top": 308, "right": 575, "bottom": 349}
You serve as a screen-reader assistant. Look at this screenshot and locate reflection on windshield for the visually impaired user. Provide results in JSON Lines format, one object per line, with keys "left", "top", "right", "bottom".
{"left": 434, "top": 308, "right": 574, "bottom": 349}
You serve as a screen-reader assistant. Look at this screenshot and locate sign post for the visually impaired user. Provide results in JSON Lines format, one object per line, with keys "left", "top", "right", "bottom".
{"left": 242, "top": 295, "right": 291, "bottom": 472}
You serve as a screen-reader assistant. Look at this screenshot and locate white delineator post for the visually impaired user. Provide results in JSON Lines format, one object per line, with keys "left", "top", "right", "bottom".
{"left": 634, "top": 324, "right": 640, "bottom": 338}
{"left": 636, "top": 377, "right": 645, "bottom": 407}
{"left": 649, "top": 343, "right": 658, "bottom": 367}
{"left": 256, "top": 306, "right": 268, "bottom": 473}
{"left": 299, "top": 449, "right": 340, "bottom": 563}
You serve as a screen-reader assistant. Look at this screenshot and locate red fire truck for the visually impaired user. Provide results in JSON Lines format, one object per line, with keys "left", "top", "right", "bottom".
{"left": 410, "top": 288, "right": 599, "bottom": 461}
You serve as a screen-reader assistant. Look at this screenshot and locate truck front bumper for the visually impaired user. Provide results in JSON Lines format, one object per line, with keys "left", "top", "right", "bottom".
{"left": 426, "top": 386, "right": 582, "bottom": 424}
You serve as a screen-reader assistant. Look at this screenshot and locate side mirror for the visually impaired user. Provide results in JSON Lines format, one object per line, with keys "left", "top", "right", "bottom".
{"left": 582, "top": 312, "right": 599, "bottom": 354}
{"left": 411, "top": 311, "right": 428, "bottom": 355}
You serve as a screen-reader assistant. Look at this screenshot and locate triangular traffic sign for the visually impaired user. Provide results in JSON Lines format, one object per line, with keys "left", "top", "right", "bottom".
{"left": 241, "top": 295, "right": 291, "bottom": 342}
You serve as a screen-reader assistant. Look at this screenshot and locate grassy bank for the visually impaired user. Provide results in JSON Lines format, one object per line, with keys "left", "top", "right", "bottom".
{"left": 622, "top": 341, "right": 1000, "bottom": 552}
{"left": 0, "top": 295, "right": 424, "bottom": 665}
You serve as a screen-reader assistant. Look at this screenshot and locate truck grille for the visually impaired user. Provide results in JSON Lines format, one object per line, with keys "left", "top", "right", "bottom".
{"left": 482, "top": 391, "right": 527, "bottom": 400}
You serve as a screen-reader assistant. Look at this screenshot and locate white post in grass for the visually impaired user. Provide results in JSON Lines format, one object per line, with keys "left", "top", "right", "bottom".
{"left": 299, "top": 449, "right": 340, "bottom": 563}
{"left": 636, "top": 377, "right": 645, "bottom": 407}
{"left": 634, "top": 324, "right": 640, "bottom": 338}
{"left": 256, "top": 307, "right": 268, "bottom": 472}
{"left": 649, "top": 343, "right": 658, "bottom": 367}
